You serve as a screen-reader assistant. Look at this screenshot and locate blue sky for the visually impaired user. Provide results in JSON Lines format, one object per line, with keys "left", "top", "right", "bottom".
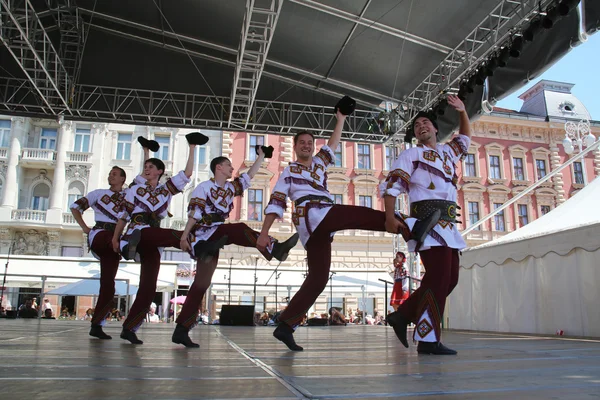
{"left": 496, "top": 32, "right": 600, "bottom": 119}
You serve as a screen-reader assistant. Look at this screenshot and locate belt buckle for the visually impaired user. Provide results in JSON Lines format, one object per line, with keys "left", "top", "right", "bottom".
{"left": 447, "top": 204, "right": 456, "bottom": 219}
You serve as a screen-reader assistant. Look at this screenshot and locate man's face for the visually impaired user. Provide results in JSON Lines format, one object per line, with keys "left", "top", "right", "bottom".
{"left": 216, "top": 159, "right": 234, "bottom": 179}
{"left": 107, "top": 168, "right": 125, "bottom": 186}
{"left": 144, "top": 162, "right": 163, "bottom": 181}
{"left": 414, "top": 117, "right": 437, "bottom": 144}
{"left": 294, "top": 134, "right": 314, "bottom": 161}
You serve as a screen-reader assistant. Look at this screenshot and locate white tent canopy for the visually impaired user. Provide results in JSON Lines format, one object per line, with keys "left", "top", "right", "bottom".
{"left": 450, "top": 176, "right": 600, "bottom": 337}
{"left": 47, "top": 274, "right": 138, "bottom": 296}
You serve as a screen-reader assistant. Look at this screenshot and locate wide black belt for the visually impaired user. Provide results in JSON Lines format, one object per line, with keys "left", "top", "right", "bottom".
{"left": 410, "top": 200, "right": 459, "bottom": 223}
{"left": 199, "top": 213, "right": 225, "bottom": 225}
{"left": 409, "top": 200, "right": 460, "bottom": 252}
{"left": 93, "top": 222, "right": 117, "bottom": 232}
{"left": 131, "top": 212, "right": 161, "bottom": 228}
{"left": 294, "top": 195, "right": 334, "bottom": 207}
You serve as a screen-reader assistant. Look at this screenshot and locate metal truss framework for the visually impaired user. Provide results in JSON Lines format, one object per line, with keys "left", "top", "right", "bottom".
{"left": 229, "top": 0, "right": 282, "bottom": 129}
{"left": 0, "top": 0, "right": 560, "bottom": 143}
{"left": 0, "top": 0, "right": 77, "bottom": 114}
{"left": 0, "top": 78, "right": 388, "bottom": 141}
{"left": 391, "top": 0, "right": 556, "bottom": 142}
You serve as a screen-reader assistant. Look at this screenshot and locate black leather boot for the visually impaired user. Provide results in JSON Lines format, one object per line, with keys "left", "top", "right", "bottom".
{"left": 120, "top": 328, "right": 143, "bottom": 344}
{"left": 193, "top": 235, "right": 229, "bottom": 263}
{"left": 386, "top": 311, "right": 409, "bottom": 348}
{"left": 89, "top": 324, "right": 112, "bottom": 340}
{"left": 172, "top": 324, "right": 199, "bottom": 348}
{"left": 271, "top": 233, "right": 299, "bottom": 262}
{"left": 273, "top": 322, "right": 303, "bottom": 351}
{"left": 417, "top": 341, "right": 457, "bottom": 355}
{"left": 122, "top": 229, "right": 142, "bottom": 261}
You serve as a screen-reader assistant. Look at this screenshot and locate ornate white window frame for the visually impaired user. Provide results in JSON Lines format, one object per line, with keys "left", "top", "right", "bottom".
{"left": 239, "top": 167, "right": 274, "bottom": 223}
{"left": 508, "top": 144, "right": 530, "bottom": 186}
{"left": 535, "top": 187, "right": 557, "bottom": 218}
{"left": 462, "top": 183, "right": 487, "bottom": 231}
{"left": 354, "top": 143, "right": 376, "bottom": 175}
{"left": 512, "top": 186, "right": 533, "bottom": 229}
{"left": 484, "top": 142, "right": 507, "bottom": 185}
{"left": 531, "top": 147, "right": 552, "bottom": 186}
{"left": 351, "top": 174, "right": 380, "bottom": 209}
{"left": 327, "top": 172, "right": 350, "bottom": 204}
{"left": 571, "top": 160, "right": 587, "bottom": 189}
{"left": 246, "top": 133, "right": 267, "bottom": 163}
{"left": 487, "top": 184, "right": 511, "bottom": 232}
{"left": 462, "top": 141, "right": 482, "bottom": 183}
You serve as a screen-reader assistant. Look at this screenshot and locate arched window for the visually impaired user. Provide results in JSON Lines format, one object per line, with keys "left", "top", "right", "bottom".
{"left": 67, "top": 181, "right": 85, "bottom": 208}
{"left": 31, "top": 183, "right": 50, "bottom": 210}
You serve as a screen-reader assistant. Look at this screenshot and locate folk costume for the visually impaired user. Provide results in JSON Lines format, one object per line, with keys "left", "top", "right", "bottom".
{"left": 382, "top": 133, "right": 470, "bottom": 350}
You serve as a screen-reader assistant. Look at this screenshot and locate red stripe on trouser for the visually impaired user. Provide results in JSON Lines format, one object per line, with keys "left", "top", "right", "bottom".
{"left": 279, "top": 205, "right": 388, "bottom": 326}
{"left": 176, "top": 223, "right": 272, "bottom": 328}
{"left": 90, "top": 230, "right": 121, "bottom": 326}
{"left": 397, "top": 246, "right": 459, "bottom": 334}
{"left": 123, "top": 228, "right": 183, "bottom": 331}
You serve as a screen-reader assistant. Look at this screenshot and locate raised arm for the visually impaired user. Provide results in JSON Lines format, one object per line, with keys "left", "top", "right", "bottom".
{"left": 447, "top": 95, "right": 471, "bottom": 138}
{"left": 184, "top": 144, "right": 196, "bottom": 179}
{"left": 247, "top": 147, "right": 265, "bottom": 179}
{"left": 327, "top": 110, "right": 346, "bottom": 151}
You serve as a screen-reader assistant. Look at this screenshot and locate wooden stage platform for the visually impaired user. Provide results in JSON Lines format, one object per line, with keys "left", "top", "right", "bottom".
{"left": 1, "top": 320, "right": 599, "bottom": 399}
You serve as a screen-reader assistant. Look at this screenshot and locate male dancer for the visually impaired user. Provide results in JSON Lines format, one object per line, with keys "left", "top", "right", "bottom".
{"left": 383, "top": 95, "right": 471, "bottom": 355}
{"left": 257, "top": 98, "right": 410, "bottom": 351}
{"left": 70, "top": 138, "right": 154, "bottom": 339}
{"left": 173, "top": 146, "right": 299, "bottom": 347}
{"left": 112, "top": 132, "right": 222, "bottom": 344}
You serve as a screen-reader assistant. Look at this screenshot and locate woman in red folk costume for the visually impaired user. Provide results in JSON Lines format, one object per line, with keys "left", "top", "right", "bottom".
{"left": 390, "top": 251, "right": 409, "bottom": 311}
{"left": 112, "top": 132, "right": 222, "bottom": 345}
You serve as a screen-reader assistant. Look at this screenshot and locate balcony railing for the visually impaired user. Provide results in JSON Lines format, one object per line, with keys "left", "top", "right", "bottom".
{"left": 67, "top": 152, "right": 91, "bottom": 163}
{"left": 0, "top": 147, "right": 8, "bottom": 159}
{"left": 62, "top": 213, "right": 76, "bottom": 225}
{"left": 12, "top": 209, "right": 47, "bottom": 222}
{"left": 21, "top": 148, "right": 56, "bottom": 162}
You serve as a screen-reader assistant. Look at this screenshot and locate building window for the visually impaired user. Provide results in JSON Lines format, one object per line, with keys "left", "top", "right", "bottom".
{"left": 540, "top": 205, "right": 551, "bottom": 215}
{"left": 468, "top": 201, "right": 480, "bottom": 231}
{"left": 67, "top": 181, "right": 85, "bottom": 209}
{"left": 116, "top": 133, "right": 132, "bottom": 160}
{"left": 154, "top": 136, "right": 170, "bottom": 160}
{"left": 357, "top": 144, "right": 371, "bottom": 169}
{"left": 0, "top": 120, "right": 11, "bottom": 147}
{"left": 513, "top": 157, "right": 524, "bottom": 180}
{"left": 489, "top": 155, "right": 501, "bottom": 179}
{"left": 358, "top": 195, "right": 372, "bottom": 208}
{"left": 535, "top": 159, "right": 547, "bottom": 180}
{"left": 197, "top": 146, "right": 207, "bottom": 165}
{"left": 573, "top": 161, "right": 584, "bottom": 184}
{"left": 248, "top": 135, "right": 264, "bottom": 162}
{"left": 385, "top": 146, "right": 396, "bottom": 171}
{"left": 74, "top": 127, "right": 91, "bottom": 153}
{"left": 40, "top": 128, "right": 57, "bottom": 150}
{"left": 493, "top": 203, "right": 505, "bottom": 232}
{"left": 464, "top": 154, "right": 477, "bottom": 177}
{"left": 31, "top": 184, "right": 50, "bottom": 211}
{"left": 61, "top": 246, "right": 83, "bottom": 257}
{"left": 332, "top": 194, "right": 343, "bottom": 204}
{"left": 247, "top": 189, "right": 263, "bottom": 221}
{"left": 334, "top": 143, "right": 343, "bottom": 167}
{"left": 518, "top": 204, "right": 529, "bottom": 226}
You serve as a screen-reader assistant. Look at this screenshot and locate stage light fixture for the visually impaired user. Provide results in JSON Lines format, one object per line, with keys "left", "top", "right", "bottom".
{"left": 542, "top": 6, "right": 560, "bottom": 29}
{"left": 523, "top": 17, "right": 542, "bottom": 42}
{"left": 498, "top": 47, "right": 511, "bottom": 67}
{"left": 475, "top": 69, "right": 486, "bottom": 85}
{"left": 510, "top": 36, "right": 524, "bottom": 58}
{"left": 558, "top": 0, "right": 580, "bottom": 16}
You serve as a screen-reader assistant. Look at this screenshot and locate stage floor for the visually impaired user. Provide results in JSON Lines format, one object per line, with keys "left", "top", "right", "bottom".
{"left": 1, "top": 320, "right": 599, "bottom": 399}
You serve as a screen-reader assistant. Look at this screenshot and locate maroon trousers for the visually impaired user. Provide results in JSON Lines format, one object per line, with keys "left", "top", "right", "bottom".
{"left": 123, "top": 227, "right": 184, "bottom": 331}
{"left": 176, "top": 223, "right": 272, "bottom": 329}
{"left": 279, "top": 205, "right": 389, "bottom": 326}
{"left": 398, "top": 246, "right": 460, "bottom": 340}
{"left": 90, "top": 230, "right": 121, "bottom": 326}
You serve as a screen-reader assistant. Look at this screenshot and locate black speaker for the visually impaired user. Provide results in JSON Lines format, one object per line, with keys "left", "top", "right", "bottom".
{"left": 220, "top": 305, "right": 255, "bottom": 326}
{"left": 307, "top": 318, "right": 328, "bottom": 326}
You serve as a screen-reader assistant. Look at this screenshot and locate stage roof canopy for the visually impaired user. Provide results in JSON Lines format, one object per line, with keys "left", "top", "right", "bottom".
{"left": 0, "top": 0, "right": 598, "bottom": 142}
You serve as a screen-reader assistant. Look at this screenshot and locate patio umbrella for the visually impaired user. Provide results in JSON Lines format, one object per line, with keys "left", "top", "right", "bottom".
{"left": 170, "top": 295, "right": 187, "bottom": 304}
